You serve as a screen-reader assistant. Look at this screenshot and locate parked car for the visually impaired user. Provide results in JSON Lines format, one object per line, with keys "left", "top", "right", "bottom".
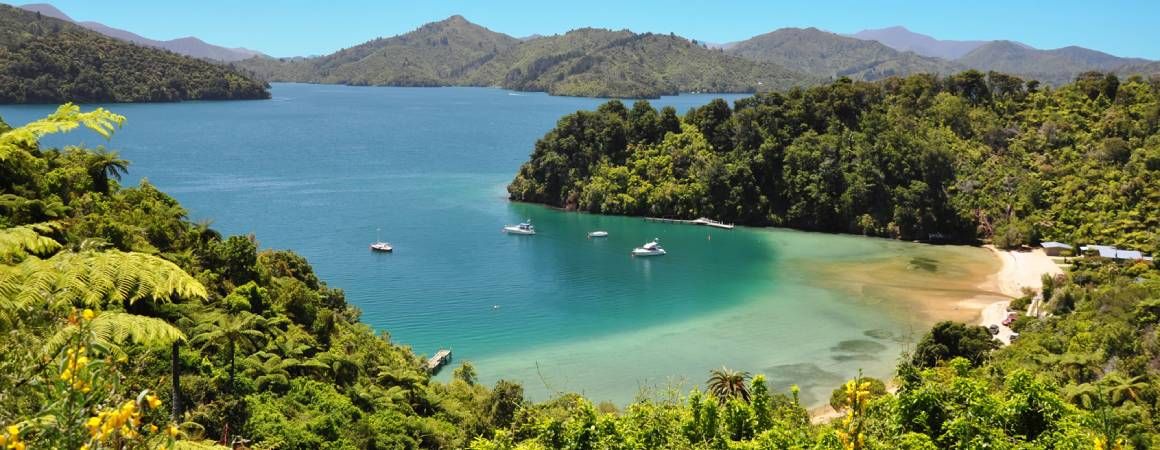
{"left": 1002, "top": 313, "right": 1019, "bottom": 326}
{"left": 1009, "top": 333, "right": 1020, "bottom": 343}
{"left": 988, "top": 324, "right": 1000, "bottom": 335}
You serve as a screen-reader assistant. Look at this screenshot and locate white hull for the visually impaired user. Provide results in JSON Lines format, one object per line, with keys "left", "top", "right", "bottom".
{"left": 503, "top": 226, "right": 535, "bottom": 235}
{"left": 632, "top": 248, "right": 666, "bottom": 256}
{"left": 588, "top": 231, "right": 608, "bottom": 238}
{"left": 370, "top": 242, "right": 393, "bottom": 252}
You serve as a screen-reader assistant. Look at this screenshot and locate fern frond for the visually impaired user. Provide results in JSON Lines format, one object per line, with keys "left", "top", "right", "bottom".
{"left": 0, "top": 104, "right": 125, "bottom": 160}
{"left": 42, "top": 312, "right": 185, "bottom": 357}
{"left": 0, "top": 250, "right": 208, "bottom": 317}
{"left": 0, "top": 222, "right": 62, "bottom": 262}
{"left": 89, "top": 312, "right": 186, "bottom": 348}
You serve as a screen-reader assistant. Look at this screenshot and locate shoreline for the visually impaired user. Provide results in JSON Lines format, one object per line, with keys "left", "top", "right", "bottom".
{"left": 977, "top": 245, "right": 1063, "bottom": 331}
{"left": 809, "top": 245, "right": 1063, "bottom": 423}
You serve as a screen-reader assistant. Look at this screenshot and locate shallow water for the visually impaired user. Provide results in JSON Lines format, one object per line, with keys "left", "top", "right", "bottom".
{"left": 0, "top": 84, "right": 1001, "bottom": 405}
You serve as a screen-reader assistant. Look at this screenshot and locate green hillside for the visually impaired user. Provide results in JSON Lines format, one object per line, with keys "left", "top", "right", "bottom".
{"left": 474, "top": 29, "right": 810, "bottom": 98}
{"left": 238, "top": 18, "right": 814, "bottom": 98}
{"left": 727, "top": 27, "right": 963, "bottom": 80}
{"left": 510, "top": 70, "right": 1160, "bottom": 254}
{"left": 958, "top": 40, "right": 1150, "bottom": 86}
{"left": 0, "top": 4, "right": 269, "bottom": 104}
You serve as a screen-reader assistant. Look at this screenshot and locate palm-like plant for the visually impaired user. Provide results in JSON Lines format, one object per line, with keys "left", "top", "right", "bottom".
{"left": 190, "top": 310, "right": 270, "bottom": 395}
{"left": 1102, "top": 372, "right": 1148, "bottom": 406}
{"left": 1061, "top": 382, "right": 1100, "bottom": 410}
{"left": 707, "top": 366, "right": 752, "bottom": 403}
{"left": 87, "top": 148, "right": 129, "bottom": 193}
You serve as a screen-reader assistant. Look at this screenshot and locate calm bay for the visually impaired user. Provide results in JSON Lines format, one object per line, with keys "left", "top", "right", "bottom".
{"left": 0, "top": 83, "right": 1002, "bottom": 405}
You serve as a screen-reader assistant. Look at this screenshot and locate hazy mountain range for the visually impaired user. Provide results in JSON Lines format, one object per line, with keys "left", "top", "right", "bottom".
{"left": 5, "top": 2, "right": 1160, "bottom": 101}
{"left": 18, "top": 3, "right": 264, "bottom": 61}
{"left": 849, "top": 26, "right": 991, "bottom": 60}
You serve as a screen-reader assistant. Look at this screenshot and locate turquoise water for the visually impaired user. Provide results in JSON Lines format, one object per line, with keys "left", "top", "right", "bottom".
{"left": 0, "top": 84, "right": 1000, "bottom": 406}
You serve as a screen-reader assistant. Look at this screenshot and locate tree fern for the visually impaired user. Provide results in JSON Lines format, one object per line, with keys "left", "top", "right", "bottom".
{"left": 0, "top": 222, "right": 62, "bottom": 262}
{"left": 41, "top": 311, "right": 186, "bottom": 357}
{"left": 0, "top": 250, "right": 207, "bottom": 330}
{"left": 0, "top": 103, "right": 125, "bottom": 161}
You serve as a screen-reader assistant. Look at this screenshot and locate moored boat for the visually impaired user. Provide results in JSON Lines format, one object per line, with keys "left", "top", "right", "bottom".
{"left": 503, "top": 220, "right": 536, "bottom": 235}
{"left": 588, "top": 231, "right": 608, "bottom": 238}
{"left": 631, "top": 238, "right": 666, "bottom": 256}
{"left": 370, "top": 227, "right": 393, "bottom": 252}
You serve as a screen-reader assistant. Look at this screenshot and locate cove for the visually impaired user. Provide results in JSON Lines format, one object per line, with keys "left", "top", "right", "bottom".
{"left": 0, "top": 83, "right": 1002, "bottom": 406}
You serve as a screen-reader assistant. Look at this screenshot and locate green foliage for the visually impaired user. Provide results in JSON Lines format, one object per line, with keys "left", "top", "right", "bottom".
{"left": 912, "top": 321, "right": 1000, "bottom": 368}
{"left": 0, "top": 5, "right": 269, "bottom": 104}
{"left": 510, "top": 72, "right": 1160, "bottom": 253}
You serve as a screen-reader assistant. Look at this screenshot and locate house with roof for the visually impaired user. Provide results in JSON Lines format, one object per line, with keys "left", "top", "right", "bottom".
{"left": 1079, "top": 244, "right": 1154, "bottom": 261}
{"left": 1040, "top": 241, "right": 1073, "bottom": 256}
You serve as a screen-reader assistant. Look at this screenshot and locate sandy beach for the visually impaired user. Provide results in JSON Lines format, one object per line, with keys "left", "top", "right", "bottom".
{"left": 809, "top": 244, "right": 1064, "bottom": 422}
{"left": 976, "top": 246, "right": 1064, "bottom": 344}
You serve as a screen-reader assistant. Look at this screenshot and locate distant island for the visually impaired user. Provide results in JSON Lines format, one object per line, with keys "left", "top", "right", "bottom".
{"left": 0, "top": 4, "right": 269, "bottom": 104}
{"left": 509, "top": 70, "right": 1159, "bottom": 256}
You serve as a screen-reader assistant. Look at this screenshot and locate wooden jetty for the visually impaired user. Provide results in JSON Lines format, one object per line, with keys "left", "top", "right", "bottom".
{"left": 644, "top": 217, "right": 735, "bottom": 230}
{"left": 426, "top": 349, "right": 452, "bottom": 373}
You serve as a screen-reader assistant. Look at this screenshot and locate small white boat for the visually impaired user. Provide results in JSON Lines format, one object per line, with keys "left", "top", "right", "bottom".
{"left": 503, "top": 220, "right": 536, "bottom": 235}
{"left": 588, "top": 231, "right": 608, "bottom": 238}
{"left": 631, "top": 238, "right": 666, "bottom": 256}
{"left": 370, "top": 228, "right": 393, "bottom": 252}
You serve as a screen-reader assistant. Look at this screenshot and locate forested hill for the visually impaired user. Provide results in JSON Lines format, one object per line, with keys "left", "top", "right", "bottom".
{"left": 509, "top": 70, "right": 1160, "bottom": 254}
{"left": 958, "top": 40, "right": 1152, "bottom": 87}
{"left": 0, "top": 4, "right": 269, "bottom": 104}
{"left": 726, "top": 27, "right": 964, "bottom": 81}
{"left": 237, "top": 16, "right": 814, "bottom": 99}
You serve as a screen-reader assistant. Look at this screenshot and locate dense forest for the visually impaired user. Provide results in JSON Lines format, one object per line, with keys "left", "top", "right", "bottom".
{"left": 0, "top": 5, "right": 269, "bottom": 104}
{"left": 509, "top": 71, "right": 1160, "bottom": 254}
{"left": 1, "top": 84, "right": 1159, "bottom": 448}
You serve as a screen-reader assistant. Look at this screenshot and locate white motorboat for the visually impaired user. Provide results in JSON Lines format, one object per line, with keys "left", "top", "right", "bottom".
{"left": 631, "top": 238, "right": 666, "bottom": 256}
{"left": 587, "top": 231, "right": 608, "bottom": 238}
{"left": 503, "top": 220, "right": 536, "bottom": 235}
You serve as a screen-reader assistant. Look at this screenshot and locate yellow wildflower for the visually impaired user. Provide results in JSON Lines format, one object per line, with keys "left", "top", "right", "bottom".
{"left": 149, "top": 424, "right": 158, "bottom": 433}
{"left": 12, "top": 441, "right": 25, "bottom": 450}
{"left": 60, "top": 368, "right": 72, "bottom": 381}
{"left": 146, "top": 393, "right": 162, "bottom": 409}
{"left": 83, "top": 308, "right": 95, "bottom": 321}
{"left": 7, "top": 425, "right": 19, "bottom": 436}
{"left": 165, "top": 424, "right": 179, "bottom": 438}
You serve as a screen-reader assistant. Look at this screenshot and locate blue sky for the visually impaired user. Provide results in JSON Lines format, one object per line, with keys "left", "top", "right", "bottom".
{"left": 17, "top": 0, "right": 1160, "bottom": 59}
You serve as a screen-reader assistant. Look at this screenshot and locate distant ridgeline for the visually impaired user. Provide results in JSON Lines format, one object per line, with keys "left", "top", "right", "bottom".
{"left": 237, "top": 15, "right": 1160, "bottom": 99}
{"left": 0, "top": 4, "right": 269, "bottom": 103}
{"left": 509, "top": 71, "right": 1160, "bottom": 253}
{"left": 237, "top": 16, "right": 815, "bottom": 99}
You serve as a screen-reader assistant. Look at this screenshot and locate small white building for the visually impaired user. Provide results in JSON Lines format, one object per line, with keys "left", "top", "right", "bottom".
{"left": 1079, "top": 244, "right": 1153, "bottom": 261}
